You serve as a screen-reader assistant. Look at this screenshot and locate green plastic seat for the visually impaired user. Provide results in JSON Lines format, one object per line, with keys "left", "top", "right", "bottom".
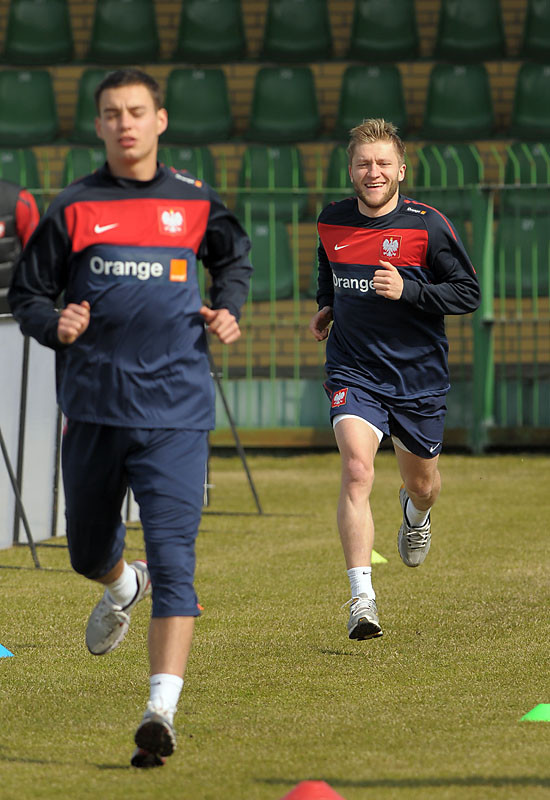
{"left": 0, "top": 147, "right": 40, "bottom": 189}
{"left": 413, "top": 143, "right": 483, "bottom": 213}
{"left": 236, "top": 145, "right": 309, "bottom": 222}
{"left": 158, "top": 146, "right": 217, "bottom": 186}
{"left": 321, "top": 144, "right": 351, "bottom": 208}
{"left": 348, "top": 0, "right": 419, "bottom": 61}
{"left": 501, "top": 141, "right": 550, "bottom": 214}
{"left": 71, "top": 69, "right": 110, "bottom": 145}
{"left": 509, "top": 63, "right": 550, "bottom": 140}
{"left": 246, "top": 67, "right": 321, "bottom": 143}
{"left": 494, "top": 213, "right": 550, "bottom": 297}
{"left": 0, "top": 146, "right": 42, "bottom": 210}
{"left": 333, "top": 65, "right": 407, "bottom": 140}
{"left": 0, "top": 69, "right": 58, "bottom": 145}
{"left": 173, "top": 0, "right": 246, "bottom": 62}
{"left": 62, "top": 147, "right": 105, "bottom": 187}
{"left": 434, "top": 0, "right": 506, "bottom": 61}
{"left": 422, "top": 63, "right": 494, "bottom": 140}
{"left": 88, "top": 0, "right": 159, "bottom": 63}
{"left": 4, "top": 0, "right": 73, "bottom": 64}
{"left": 248, "top": 220, "right": 294, "bottom": 301}
{"left": 413, "top": 144, "right": 483, "bottom": 251}
{"left": 261, "top": 0, "right": 331, "bottom": 62}
{"left": 521, "top": 0, "right": 550, "bottom": 59}
{"left": 164, "top": 69, "right": 232, "bottom": 144}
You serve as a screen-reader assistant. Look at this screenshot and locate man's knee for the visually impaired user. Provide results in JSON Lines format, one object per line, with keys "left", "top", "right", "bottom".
{"left": 342, "top": 455, "right": 375, "bottom": 493}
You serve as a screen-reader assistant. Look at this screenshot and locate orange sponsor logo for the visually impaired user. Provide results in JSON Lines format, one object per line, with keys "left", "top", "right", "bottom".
{"left": 169, "top": 259, "right": 188, "bottom": 282}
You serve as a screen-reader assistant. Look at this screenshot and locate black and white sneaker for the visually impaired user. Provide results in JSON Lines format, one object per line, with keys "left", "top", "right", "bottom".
{"left": 344, "top": 594, "right": 383, "bottom": 640}
{"left": 397, "top": 486, "right": 431, "bottom": 568}
{"left": 131, "top": 703, "right": 176, "bottom": 768}
{"left": 85, "top": 560, "right": 151, "bottom": 655}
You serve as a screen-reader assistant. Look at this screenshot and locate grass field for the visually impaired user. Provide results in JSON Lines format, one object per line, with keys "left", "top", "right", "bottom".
{"left": 1, "top": 451, "right": 550, "bottom": 800}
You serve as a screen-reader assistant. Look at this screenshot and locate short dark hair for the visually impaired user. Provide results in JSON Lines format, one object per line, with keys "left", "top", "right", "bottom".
{"left": 94, "top": 68, "right": 163, "bottom": 112}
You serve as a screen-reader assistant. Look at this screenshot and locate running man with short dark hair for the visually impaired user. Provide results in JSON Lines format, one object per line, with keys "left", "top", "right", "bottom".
{"left": 9, "top": 68, "right": 252, "bottom": 767}
{"left": 309, "top": 118, "right": 480, "bottom": 641}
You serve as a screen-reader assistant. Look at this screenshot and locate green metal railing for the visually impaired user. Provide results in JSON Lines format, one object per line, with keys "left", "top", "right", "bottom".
{"left": 3, "top": 143, "right": 550, "bottom": 450}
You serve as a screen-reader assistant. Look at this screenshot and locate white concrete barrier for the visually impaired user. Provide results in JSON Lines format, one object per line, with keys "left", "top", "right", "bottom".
{"left": 0, "top": 315, "right": 64, "bottom": 549}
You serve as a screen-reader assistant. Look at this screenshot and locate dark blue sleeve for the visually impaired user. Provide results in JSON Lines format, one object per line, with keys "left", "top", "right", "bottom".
{"left": 198, "top": 187, "right": 252, "bottom": 321}
{"left": 400, "top": 212, "right": 481, "bottom": 315}
{"left": 316, "top": 237, "right": 334, "bottom": 310}
{"left": 8, "top": 202, "right": 71, "bottom": 351}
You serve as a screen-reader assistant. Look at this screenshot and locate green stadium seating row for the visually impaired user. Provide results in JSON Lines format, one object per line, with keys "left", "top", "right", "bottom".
{"left": 3, "top": 62, "right": 550, "bottom": 148}
{"left": 2, "top": 0, "right": 550, "bottom": 67}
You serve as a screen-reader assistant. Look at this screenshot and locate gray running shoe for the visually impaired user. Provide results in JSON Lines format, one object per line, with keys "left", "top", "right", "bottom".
{"left": 85, "top": 559, "right": 151, "bottom": 655}
{"left": 344, "top": 593, "right": 383, "bottom": 640}
{"left": 131, "top": 703, "right": 176, "bottom": 768}
{"left": 397, "top": 486, "right": 431, "bottom": 568}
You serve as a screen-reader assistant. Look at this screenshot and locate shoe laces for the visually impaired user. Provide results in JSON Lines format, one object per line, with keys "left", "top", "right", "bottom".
{"left": 402, "top": 519, "right": 431, "bottom": 549}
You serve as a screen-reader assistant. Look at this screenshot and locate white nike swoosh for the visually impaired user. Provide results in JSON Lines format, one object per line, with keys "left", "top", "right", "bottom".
{"left": 94, "top": 223, "right": 119, "bottom": 234}
{"left": 429, "top": 444, "right": 440, "bottom": 453}
{"left": 334, "top": 243, "right": 351, "bottom": 250}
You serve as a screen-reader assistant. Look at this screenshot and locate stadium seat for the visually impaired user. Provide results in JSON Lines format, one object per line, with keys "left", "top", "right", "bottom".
{"left": 333, "top": 65, "right": 407, "bottom": 140}
{"left": 247, "top": 220, "right": 294, "bottom": 301}
{"left": 71, "top": 69, "right": 110, "bottom": 145}
{"left": 422, "top": 64, "right": 494, "bottom": 140}
{"left": 509, "top": 63, "right": 550, "bottom": 140}
{"left": 261, "top": 0, "right": 331, "bottom": 61}
{"left": 494, "top": 213, "right": 550, "bottom": 297}
{"left": 0, "top": 146, "right": 42, "bottom": 210}
{"left": 0, "top": 147, "right": 41, "bottom": 190}
{"left": 163, "top": 69, "right": 232, "bottom": 144}
{"left": 321, "top": 144, "right": 351, "bottom": 208}
{"left": 88, "top": 0, "right": 159, "bottom": 63}
{"left": 501, "top": 141, "right": 550, "bottom": 214}
{"left": 236, "top": 145, "right": 309, "bottom": 222}
{"left": 521, "top": 0, "right": 550, "bottom": 59}
{"left": 246, "top": 67, "right": 321, "bottom": 143}
{"left": 413, "top": 143, "right": 483, "bottom": 250}
{"left": 62, "top": 147, "right": 105, "bottom": 187}
{"left": 347, "top": 0, "right": 419, "bottom": 61}
{"left": 158, "top": 146, "right": 217, "bottom": 186}
{"left": 434, "top": 0, "right": 506, "bottom": 61}
{"left": 0, "top": 69, "right": 58, "bottom": 146}
{"left": 173, "top": 0, "right": 246, "bottom": 62}
{"left": 4, "top": 0, "right": 73, "bottom": 64}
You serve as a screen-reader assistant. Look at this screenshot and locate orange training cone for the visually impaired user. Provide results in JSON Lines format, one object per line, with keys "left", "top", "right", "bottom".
{"left": 279, "top": 781, "right": 347, "bottom": 799}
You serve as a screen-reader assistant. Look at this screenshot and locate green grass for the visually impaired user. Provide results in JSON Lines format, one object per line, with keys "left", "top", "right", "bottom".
{"left": 1, "top": 452, "right": 550, "bottom": 799}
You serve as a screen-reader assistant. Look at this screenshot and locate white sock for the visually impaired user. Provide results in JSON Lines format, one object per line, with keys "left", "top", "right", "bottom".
{"left": 105, "top": 561, "right": 138, "bottom": 607}
{"left": 347, "top": 566, "right": 375, "bottom": 600}
{"left": 149, "top": 673, "right": 184, "bottom": 720}
{"left": 405, "top": 497, "right": 430, "bottom": 528}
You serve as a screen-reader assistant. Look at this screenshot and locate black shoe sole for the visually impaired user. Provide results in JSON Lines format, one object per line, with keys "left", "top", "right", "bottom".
{"left": 135, "top": 719, "right": 176, "bottom": 758}
{"left": 131, "top": 747, "right": 165, "bottom": 768}
{"left": 349, "top": 618, "right": 383, "bottom": 640}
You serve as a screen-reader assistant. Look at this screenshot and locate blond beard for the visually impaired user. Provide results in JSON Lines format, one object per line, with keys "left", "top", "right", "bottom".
{"left": 352, "top": 175, "right": 400, "bottom": 211}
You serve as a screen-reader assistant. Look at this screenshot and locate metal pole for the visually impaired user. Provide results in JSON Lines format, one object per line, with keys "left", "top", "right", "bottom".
{"left": 0, "top": 425, "right": 41, "bottom": 568}
{"left": 13, "top": 335, "right": 30, "bottom": 543}
{"left": 207, "top": 348, "right": 263, "bottom": 515}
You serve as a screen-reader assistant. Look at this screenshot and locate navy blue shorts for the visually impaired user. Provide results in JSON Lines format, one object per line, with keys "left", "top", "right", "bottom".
{"left": 62, "top": 421, "right": 208, "bottom": 617}
{"left": 324, "top": 378, "right": 446, "bottom": 459}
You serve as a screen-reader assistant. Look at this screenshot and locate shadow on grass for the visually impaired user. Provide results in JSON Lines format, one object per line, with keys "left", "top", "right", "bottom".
{"left": 260, "top": 775, "right": 550, "bottom": 790}
{"left": 202, "top": 510, "right": 307, "bottom": 518}
{"left": 0, "top": 564, "right": 72, "bottom": 572}
{"left": 318, "top": 648, "right": 366, "bottom": 657}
